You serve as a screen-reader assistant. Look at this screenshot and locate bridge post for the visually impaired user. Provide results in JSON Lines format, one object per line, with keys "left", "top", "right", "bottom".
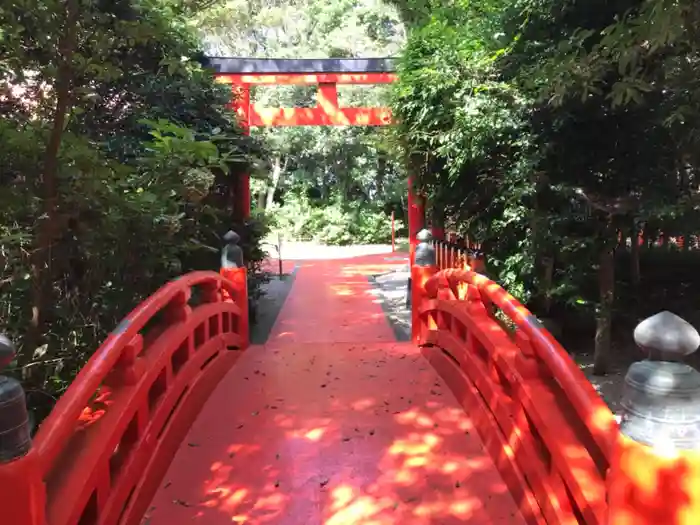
{"left": 220, "top": 230, "right": 249, "bottom": 346}
{"left": 0, "top": 334, "right": 45, "bottom": 525}
{"left": 231, "top": 84, "right": 251, "bottom": 220}
{"left": 411, "top": 229, "right": 437, "bottom": 345}
{"left": 607, "top": 311, "right": 700, "bottom": 524}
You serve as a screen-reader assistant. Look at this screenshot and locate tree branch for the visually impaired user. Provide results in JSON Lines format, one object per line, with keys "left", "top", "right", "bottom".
{"left": 573, "top": 188, "right": 639, "bottom": 215}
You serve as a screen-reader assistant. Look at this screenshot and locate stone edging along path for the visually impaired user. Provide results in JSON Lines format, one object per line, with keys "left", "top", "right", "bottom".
{"left": 367, "top": 263, "right": 411, "bottom": 342}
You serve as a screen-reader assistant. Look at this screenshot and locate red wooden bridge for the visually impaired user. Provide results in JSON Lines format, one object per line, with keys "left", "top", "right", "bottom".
{"left": 1, "top": 58, "right": 698, "bottom": 525}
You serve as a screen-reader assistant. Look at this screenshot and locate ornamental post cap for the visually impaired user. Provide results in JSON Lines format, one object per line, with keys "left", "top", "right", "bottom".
{"left": 223, "top": 230, "right": 240, "bottom": 244}
{"left": 634, "top": 311, "right": 700, "bottom": 359}
{"left": 416, "top": 229, "right": 432, "bottom": 242}
{"left": 0, "top": 334, "right": 15, "bottom": 370}
{"left": 414, "top": 229, "right": 436, "bottom": 267}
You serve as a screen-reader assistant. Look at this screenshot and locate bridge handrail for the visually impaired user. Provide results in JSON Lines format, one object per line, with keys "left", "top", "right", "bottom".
{"left": 0, "top": 269, "right": 248, "bottom": 525}
{"left": 416, "top": 266, "right": 617, "bottom": 523}
{"left": 425, "top": 268, "right": 617, "bottom": 457}
{"left": 33, "top": 271, "right": 243, "bottom": 472}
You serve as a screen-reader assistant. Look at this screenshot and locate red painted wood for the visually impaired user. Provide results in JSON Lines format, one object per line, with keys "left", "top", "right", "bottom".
{"left": 144, "top": 254, "right": 526, "bottom": 524}
{"left": 215, "top": 70, "right": 394, "bottom": 129}
{"left": 216, "top": 72, "right": 397, "bottom": 85}
{"left": 422, "top": 346, "right": 547, "bottom": 525}
{"left": 414, "top": 269, "right": 619, "bottom": 524}
{"left": 317, "top": 82, "right": 339, "bottom": 112}
{"left": 267, "top": 256, "right": 396, "bottom": 344}
{"left": 249, "top": 106, "right": 392, "bottom": 127}
{"left": 233, "top": 84, "right": 250, "bottom": 129}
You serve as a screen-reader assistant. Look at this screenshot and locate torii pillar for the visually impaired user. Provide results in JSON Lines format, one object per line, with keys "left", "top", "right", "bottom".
{"left": 231, "top": 84, "right": 251, "bottom": 220}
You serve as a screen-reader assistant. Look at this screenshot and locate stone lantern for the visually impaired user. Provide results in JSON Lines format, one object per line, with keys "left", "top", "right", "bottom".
{"left": 414, "top": 229, "right": 436, "bottom": 267}
{"left": 0, "top": 334, "right": 31, "bottom": 463}
{"left": 221, "top": 230, "right": 244, "bottom": 269}
{"left": 407, "top": 229, "right": 436, "bottom": 309}
{"left": 607, "top": 311, "right": 700, "bottom": 523}
{"left": 618, "top": 311, "right": 700, "bottom": 449}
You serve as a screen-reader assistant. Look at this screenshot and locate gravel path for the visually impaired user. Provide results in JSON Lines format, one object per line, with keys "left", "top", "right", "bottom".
{"left": 263, "top": 241, "right": 396, "bottom": 260}
{"left": 367, "top": 263, "right": 411, "bottom": 341}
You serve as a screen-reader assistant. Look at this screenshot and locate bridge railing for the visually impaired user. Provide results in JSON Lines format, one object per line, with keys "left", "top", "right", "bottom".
{"left": 415, "top": 266, "right": 615, "bottom": 524}
{"left": 412, "top": 231, "right": 700, "bottom": 524}
{"left": 0, "top": 268, "right": 248, "bottom": 525}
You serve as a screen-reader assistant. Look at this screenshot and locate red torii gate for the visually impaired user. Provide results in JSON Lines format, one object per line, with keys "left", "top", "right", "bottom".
{"left": 210, "top": 57, "right": 426, "bottom": 255}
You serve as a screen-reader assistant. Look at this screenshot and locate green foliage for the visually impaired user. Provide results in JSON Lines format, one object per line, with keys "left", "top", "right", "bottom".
{"left": 193, "top": 0, "right": 408, "bottom": 245}
{"left": 0, "top": 0, "right": 263, "bottom": 408}
{"left": 393, "top": 0, "right": 537, "bottom": 291}
{"left": 392, "top": 0, "right": 700, "bottom": 372}
{"left": 269, "top": 192, "right": 401, "bottom": 245}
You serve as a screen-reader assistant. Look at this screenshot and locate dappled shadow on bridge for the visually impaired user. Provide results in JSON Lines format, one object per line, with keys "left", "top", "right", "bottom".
{"left": 264, "top": 256, "right": 402, "bottom": 346}
{"left": 143, "top": 342, "right": 524, "bottom": 524}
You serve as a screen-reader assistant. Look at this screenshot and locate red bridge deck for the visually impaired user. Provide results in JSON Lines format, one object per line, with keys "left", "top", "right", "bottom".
{"left": 144, "top": 255, "right": 526, "bottom": 524}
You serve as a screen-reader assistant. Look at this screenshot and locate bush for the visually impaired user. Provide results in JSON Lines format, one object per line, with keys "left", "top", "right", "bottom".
{"left": 269, "top": 192, "right": 400, "bottom": 245}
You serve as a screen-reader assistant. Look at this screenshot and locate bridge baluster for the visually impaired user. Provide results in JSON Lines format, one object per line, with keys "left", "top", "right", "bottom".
{"left": 163, "top": 289, "right": 193, "bottom": 322}
{"left": 103, "top": 334, "right": 144, "bottom": 387}
{"left": 608, "top": 311, "right": 700, "bottom": 524}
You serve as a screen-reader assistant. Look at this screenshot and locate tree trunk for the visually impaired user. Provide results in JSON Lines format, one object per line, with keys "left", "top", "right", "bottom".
{"left": 376, "top": 152, "right": 386, "bottom": 196}
{"left": 593, "top": 230, "right": 615, "bottom": 375}
{"left": 25, "top": 0, "right": 78, "bottom": 370}
{"left": 431, "top": 205, "right": 445, "bottom": 238}
{"left": 630, "top": 219, "right": 640, "bottom": 286}
{"left": 530, "top": 172, "right": 551, "bottom": 312}
{"left": 542, "top": 257, "right": 554, "bottom": 314}
{"left": 265, "top": 155, "right": 284, "bottom": 210}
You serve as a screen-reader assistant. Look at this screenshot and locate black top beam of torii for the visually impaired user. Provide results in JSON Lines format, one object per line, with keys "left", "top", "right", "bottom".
{"left": 206, "top": 57, "right": 397, "bottom": 74}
